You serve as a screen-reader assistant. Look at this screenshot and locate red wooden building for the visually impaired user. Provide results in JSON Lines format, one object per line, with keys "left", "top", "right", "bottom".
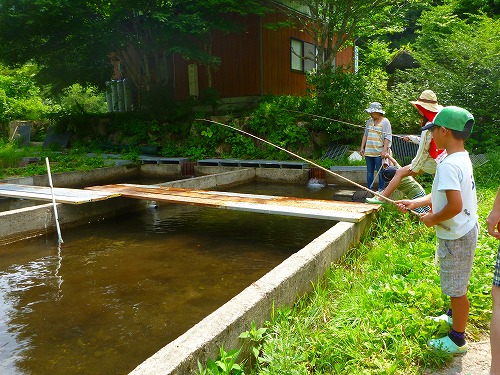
{"left": 109, "top": 3, "right": 355, "bottom": 110}
{"left": 172, "top": 10, "right": 354, "bottom": 103}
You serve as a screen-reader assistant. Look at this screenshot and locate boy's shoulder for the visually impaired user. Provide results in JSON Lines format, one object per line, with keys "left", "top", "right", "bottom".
{"left": 441, "top": 151, "right": 471, "bottom": 165}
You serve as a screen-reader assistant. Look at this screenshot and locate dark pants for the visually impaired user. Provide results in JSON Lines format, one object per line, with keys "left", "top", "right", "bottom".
{"left": 366, "top": 156, "right": 384, "bottom": 190}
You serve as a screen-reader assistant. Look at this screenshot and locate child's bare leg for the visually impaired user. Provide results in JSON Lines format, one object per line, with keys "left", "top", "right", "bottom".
{"left": 380, "top": 165, "right": 412, "bottom": 198}
{"left": 450, "top": 294, "right": 469, "bottom": 333}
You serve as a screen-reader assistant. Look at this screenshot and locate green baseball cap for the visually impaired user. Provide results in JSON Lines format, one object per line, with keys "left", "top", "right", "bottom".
{"left": 421, "top": 106, "right": 474, "bottom": 131}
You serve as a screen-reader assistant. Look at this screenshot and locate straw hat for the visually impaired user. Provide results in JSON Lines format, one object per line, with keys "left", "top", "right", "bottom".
{"left": 365, "top": 102, "right": 385, "bottom": 114}
{"left": 410, "top": 90, "right": 443, "bottom": 113}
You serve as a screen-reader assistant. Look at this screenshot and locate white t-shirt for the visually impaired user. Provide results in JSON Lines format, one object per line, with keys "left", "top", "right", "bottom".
{"left": 431, "top": 151, "right": 478, "bottom": 240}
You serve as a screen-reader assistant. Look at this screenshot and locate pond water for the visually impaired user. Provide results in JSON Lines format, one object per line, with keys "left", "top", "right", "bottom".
{"left": 0, "top": 182, "right": 339, "bottom": 375}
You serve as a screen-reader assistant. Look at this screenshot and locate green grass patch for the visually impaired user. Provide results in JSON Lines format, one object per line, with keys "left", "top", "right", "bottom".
{"left": 234, "top": 156, "right": 500, "bottom": 375}
{"left": 250, "top": 199, "right": 496, "bottom": 374}
{"left": 0, "top": 144, "right": 110, "bottom": 179}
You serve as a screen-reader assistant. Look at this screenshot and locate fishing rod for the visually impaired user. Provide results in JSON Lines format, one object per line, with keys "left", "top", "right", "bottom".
{"left": 286, "top": 109, "right": 408, "bottom": 140}
{"left": 196, "top": 118, "right": 447, "bottom": 229}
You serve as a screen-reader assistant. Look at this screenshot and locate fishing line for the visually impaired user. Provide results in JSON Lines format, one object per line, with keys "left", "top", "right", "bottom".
{"left": 195, "top": 118, "right": 439, "bottom": 224}
{"left": 286, "top": 109, "right": 408, "bottom": 140}
{"left": 197, "top": 118, "right": 383, "bottom": 197}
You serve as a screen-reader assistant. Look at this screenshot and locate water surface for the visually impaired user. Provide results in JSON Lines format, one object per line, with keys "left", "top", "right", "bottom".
{"left": 0, "top": 182, "right": 337, "bottom": 374}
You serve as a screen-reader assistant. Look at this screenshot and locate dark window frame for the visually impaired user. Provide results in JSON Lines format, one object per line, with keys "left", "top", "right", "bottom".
{"left": 290, "top": 38, "right": 317, "bottom": 73}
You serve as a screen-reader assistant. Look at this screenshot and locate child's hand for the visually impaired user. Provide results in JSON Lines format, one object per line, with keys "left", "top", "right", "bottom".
{"left": 419, "top": 212, "right": 435, "bottom": 228}
{"left": 395, "top": 200, "right": 412, "bottom": 213}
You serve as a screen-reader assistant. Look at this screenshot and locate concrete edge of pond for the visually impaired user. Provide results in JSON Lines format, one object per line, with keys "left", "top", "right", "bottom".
{"left": 0, "top": 163, "right": 374, "bottom": 373}
{"left": 129, "top": 216, "right": 373, "bottom": 375}
{"left": 0, "top": 166, "right": 263, "bottom": 244}
{"left": 0, "top": 165, "right": 318, "bottom": 244}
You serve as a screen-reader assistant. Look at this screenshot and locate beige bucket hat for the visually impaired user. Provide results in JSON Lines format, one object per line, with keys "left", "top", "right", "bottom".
{"left": 410, "top": 90, "right": 443, "bottom": 113}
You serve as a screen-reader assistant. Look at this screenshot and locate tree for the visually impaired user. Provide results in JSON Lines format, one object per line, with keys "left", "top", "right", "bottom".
{"left": 0, "top": 63, "right": 50, "bottom": 124}
{"left": 0, "top": 0, "right": 113, "bottom": 92}
{"left": 270, "top": 0, "right": 430, "bottom": 72}
{"left": 447, "top": 0, "right": 500, "bottom": 16}
{"left": 387, "top": 4, "right": 500, "bottom": 152}
{"left": 0, "top": 1, "right": 268, "bottom": 100}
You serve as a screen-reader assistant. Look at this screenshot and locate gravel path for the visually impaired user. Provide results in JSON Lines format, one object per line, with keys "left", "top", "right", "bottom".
{"left": 424, "top": 338, "right": 491, "bottom": 375}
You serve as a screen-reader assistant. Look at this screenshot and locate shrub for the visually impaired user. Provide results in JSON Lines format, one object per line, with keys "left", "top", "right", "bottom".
{"left": 57, "top": 83, "right": 107, "bottom": 115}
{"left": 306, "top": 67, "right": 368, "bottom": 144}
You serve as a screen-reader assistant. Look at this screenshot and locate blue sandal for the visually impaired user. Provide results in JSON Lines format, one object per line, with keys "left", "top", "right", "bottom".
{"left": 427, "top": 336, "right": 468, "bottom": 355}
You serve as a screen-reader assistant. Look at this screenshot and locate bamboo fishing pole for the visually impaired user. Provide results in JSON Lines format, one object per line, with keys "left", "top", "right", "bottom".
{"left": 196, "top": 118, "right": 438, "bottom": 222}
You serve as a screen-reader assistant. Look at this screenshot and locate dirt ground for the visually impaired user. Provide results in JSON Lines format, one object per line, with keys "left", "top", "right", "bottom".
{"left": 424, "top": 337, "right": 491, "bottom": 375}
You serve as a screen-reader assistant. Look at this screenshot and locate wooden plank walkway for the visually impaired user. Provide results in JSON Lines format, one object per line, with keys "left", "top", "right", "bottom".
{"left": 86, "top": 184, "right": 379, "bottom": 222}
{"left": 0, "top": 183, "right": 121, "bottom": 204}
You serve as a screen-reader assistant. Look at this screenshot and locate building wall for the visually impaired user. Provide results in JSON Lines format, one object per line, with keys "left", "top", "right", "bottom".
{"left": 172, "top": 12, "right": 354, "bottom": 101}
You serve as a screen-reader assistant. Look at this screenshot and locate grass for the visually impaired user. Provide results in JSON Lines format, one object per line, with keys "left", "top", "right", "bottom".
{"left": 0, "top": 143, "right": 131, "bottom": 179}
{"left": 241, "top": 154, "right": 500, "bottom": 374}
{"left": 1, "top": 141, "right": 498, "bottom": 374}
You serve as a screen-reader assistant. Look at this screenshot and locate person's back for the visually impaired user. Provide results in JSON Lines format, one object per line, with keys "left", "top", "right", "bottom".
{"left": 380, "top": 162, "right": 430, "bottom": 213}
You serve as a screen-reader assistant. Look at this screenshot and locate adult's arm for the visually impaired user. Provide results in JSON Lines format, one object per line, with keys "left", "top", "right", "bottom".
{"left": 487, "top": 186, "right": 500, "bottom": 240}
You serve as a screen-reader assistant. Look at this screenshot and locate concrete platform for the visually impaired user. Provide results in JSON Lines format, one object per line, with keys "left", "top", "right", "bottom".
{"left": 86, "top": 184, "right": 379, "bottom": 222}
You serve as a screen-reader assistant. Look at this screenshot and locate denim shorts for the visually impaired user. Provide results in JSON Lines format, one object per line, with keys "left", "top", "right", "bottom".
{"left": 494, "top": 244, "right": 500, "bottom": 287}
{"left": 437, "top": 224, "right": 478, "bottom": 297}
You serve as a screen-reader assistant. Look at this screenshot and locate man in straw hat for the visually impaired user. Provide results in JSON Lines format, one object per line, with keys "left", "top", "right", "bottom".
{"left": 397, "top": 106, "right": 478, "bottom": 355}
{"left": 360, "top": 102, "right": 392, "bottom": 192}
{"left": 366, "top": 90, "right": 446, "bottom": 204}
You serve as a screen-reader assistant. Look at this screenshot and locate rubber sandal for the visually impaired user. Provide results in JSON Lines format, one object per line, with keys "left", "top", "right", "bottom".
{"left": 427, "top": 335, "right": 468, "bottom": 355}
{"left": 427, "top": 314, "right": 452, "bottom": 326}
{"left": 365, "top": 197, "right": 386, "bottom": 204}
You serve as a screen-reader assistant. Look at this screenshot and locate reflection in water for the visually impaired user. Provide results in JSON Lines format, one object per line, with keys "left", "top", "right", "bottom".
{"left": 0, "top": 182, "right": 338, "bottom": 375}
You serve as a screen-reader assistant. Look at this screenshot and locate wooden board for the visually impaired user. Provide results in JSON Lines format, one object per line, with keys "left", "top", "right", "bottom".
{"left": 0, "top": 183, "right": 121, "bottom": 204}
{"left": 86, "top": 184, "right": 380, "bottom": 222}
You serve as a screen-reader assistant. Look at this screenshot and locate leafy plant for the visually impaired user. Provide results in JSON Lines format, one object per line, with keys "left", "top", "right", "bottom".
{"left": 58, "top": 83, "right": 107, "bottom": 115}
{"left": 306, "top": 67, "right": 368, "bottom": 144}
{"left": 0, "top": 63, "right": 51, "bottom": 124}
{"left": 239, "top": 321, "right": 267, "bottom": 369}
{"left": 196, "top": 347, "right": 245, "bottom": 375}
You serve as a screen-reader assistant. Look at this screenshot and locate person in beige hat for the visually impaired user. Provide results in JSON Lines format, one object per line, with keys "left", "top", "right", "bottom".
{"left": 366, "top": 90, "right": 446, "bottom": 204}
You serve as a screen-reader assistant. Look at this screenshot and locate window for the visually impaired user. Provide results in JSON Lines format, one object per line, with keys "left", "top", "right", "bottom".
{"left": 291, "top": 39, "right": 303, "bottom": 71}
{"left": 291, "top": 38, "right": 317, "bottom": 73}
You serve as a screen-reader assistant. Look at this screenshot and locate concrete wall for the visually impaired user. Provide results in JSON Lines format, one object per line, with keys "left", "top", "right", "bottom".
{"left": 195, "top": 165, "right": 309, "bottom": 184}
{"left": 130, "top": 216, "right": 374, "bottom": 374}
{"left": 0, "top": 165, "right": 376, "bottom": 373}
{"left": 2, "top": 165, "right": 141, "bottom": 188}
{"left": 327, "top": 166, "right": 368, "bottom": 186}
{"left": 0, "top": 168, "right": 258, "bottom": 244}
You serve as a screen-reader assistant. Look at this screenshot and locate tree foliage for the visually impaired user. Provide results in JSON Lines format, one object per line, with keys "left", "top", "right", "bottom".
{"left": 0, "top": 64, "right": 49, "bottom": 124}
{"left": 385, "top": 4, "right": 500, "bottom": 152}
{"left": 0, "top": 0, "right": 269, "bottom": 96}
{"left": 273, "top": 0, "right": 431, "bottom": 71}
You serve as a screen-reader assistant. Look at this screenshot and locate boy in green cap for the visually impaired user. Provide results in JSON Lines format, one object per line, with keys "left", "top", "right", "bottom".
{"left": 396, "top": 106, "right": 478, "bottom": 355}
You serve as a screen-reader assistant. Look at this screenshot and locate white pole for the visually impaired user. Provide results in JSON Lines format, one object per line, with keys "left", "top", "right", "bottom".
{"left": 45, "top": 157, "right": 63, "bottom": 245}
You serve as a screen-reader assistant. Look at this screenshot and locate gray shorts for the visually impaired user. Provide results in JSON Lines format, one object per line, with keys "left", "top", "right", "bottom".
{"left": 494, "top": 244, "right": 500, "bottom": 287}
{"left": 437, "top": 224, "right": 478, "bottom": 297}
